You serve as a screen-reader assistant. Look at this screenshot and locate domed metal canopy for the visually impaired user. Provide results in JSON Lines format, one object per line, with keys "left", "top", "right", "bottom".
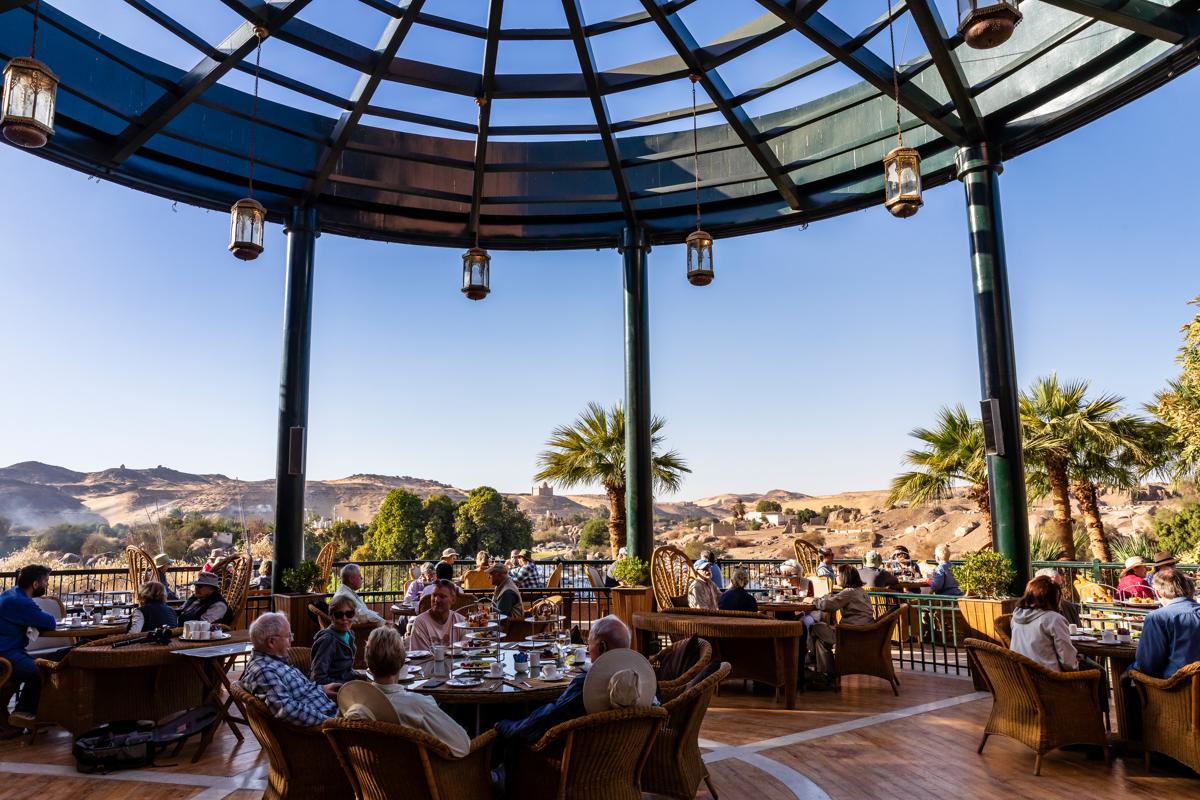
{"left": 1, "top": 0, "right": 1197, "bottom": 249}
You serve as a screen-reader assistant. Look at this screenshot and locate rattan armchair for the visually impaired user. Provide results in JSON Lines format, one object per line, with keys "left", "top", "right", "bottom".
{"left": 231, "top": 683, "right": 353, "bottom": 800}
{"left": 315, "top": 541, "right": 338, "bottom": 588}
{"left": 994, "top": 613, "right": 1013, "bottom": 647}
{"left": 211, "top": 553, "right": 253, "bottom": 628}
{"left": 324, "top": 718, "right": 495, "bottom": 800}
{"left": 834, "top": 603, "right": 907, "bottom": 695}
{"left": 651, "top": 546, "right": 697, "bottom": 610}
{"left": 1131, "top": 661, "right": 1200, "bottom": 774}
{"left": 966, "top": 638, "right": 1109, "bottom": 775}
{"left": 642, "top": 662, "right": 731, "bottom": 800}
{"left": 125, "top": 544, "right": 158, "bottom": 591}
{"left": 649, "top": 637, "right": 714, "bottom": 701}
{"left": 792, "top": 538, "right": 820, "bottom": 577}
{"left": 547, "top": 562, "right": 563, "bottom": 589}
{"left": 509, "top": 706, "right": 667, "bottom": 800}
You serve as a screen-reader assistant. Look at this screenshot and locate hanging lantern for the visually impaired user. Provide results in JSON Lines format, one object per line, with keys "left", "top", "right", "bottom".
{"left": 461, "top": 247, "right": 490, "bottom": 300}
{"left": 228, "top": 198, "right": 266, "bottom": 260}
{"left": 1, "top": 56, "right": 57, "bottom": 149}
{"left": 883, "top": 146, "right": 922, "bottom": 218}
{"left": 957, "top": 1, "right": 1022, "bottom": 50}
{"left": 686, "top": 229, "right": 714, "bottom": 287}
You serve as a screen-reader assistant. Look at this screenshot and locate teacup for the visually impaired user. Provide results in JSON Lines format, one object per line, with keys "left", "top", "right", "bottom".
{"left": 541, "top": 664, "right": 560, "bottom": 680}
{"left": 488, "top": 662, "right": 504, "bottom": 678}
{"left": 1068, "top": 623, "right": 1078, "bottom": 635}
{"left": 574, "top": 647, "right": 588, "bottom": 666}
{"left": 432, "top": 644, "right": 446, "bottom": 662}
{"left": 1101, "top": 629, "right": 1117, "bottom": 643}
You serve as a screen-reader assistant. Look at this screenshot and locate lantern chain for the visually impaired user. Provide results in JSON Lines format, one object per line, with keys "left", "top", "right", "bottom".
{"left": 886, "top": 0, "right": 902, "bottom": 147}
{"left": 31, "top": 0, "right": 41, "bottom": 59}
{"left": 690, "top": 75, "right": 700, "bottom": 232}
{"left": 248, "top": 29, "right": 265, "bottom": 199}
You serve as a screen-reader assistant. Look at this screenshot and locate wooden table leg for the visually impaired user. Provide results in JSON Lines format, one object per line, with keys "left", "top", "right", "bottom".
{"left": 777, "top": 637, "right": 798, "bottom": 709}
{"left": 186, "top": 656, "right": 247, "bottom": 763}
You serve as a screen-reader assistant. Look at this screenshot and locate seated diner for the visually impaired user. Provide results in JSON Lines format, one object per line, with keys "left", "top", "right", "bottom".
{"left": 0, "top": 564, "right": 58, "bottom": 729}
{"left": 332, "top": 563, "right": 386, "bottom": 626}
{"left": 129, "top": 580, "right": 178, "bottom": 633}
{"left": 930, "top": 544, "right": 962, "bottom": 596}
{"left": 1116, "top": 556, "right": 1154, "bottom": 600}
{"left": 488, "top": 563, "right": 523, "bottom": 617}
{"left": 311, "top": 595, "right": 366, "bottom": 685}
{"left": 688, "top": 558, "right": 720, "bottom": 609}
{"left": 1009, "top": 576, "right": 1080, "bottom": 672}
{"left": 1131, "top": 568, "right": 1200, "bottom": 679}
{"left": 408, "top": 579, "right": 464, "bottom": 650}
{"left": 718, "top": 567, "right": 758, "bottom": 612}
{"left": 238, "top": 612, "right": 337, "bottom": 727}
{"left": 178, "top": 572, "right": 232, "bottom": 626}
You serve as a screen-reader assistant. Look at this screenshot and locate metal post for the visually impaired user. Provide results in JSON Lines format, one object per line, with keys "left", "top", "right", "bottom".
{"left": 273, "top": 207, "right": 319, "bottom": 593}
{"left": 622, "top": 227, "right": 653, "bottom": 561}
{"left": 956, "top": 144, "right": 1030, "bottom": 593}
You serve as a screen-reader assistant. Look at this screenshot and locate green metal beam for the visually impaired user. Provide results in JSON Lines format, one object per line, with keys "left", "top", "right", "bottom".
{"left": 1037, "top": 0, "right": 1194, "bottom": 44}
{"left": 623, "top": 228, "right": 653, "bottom": 561}
{"left": 469, "top": 0, "right": 504, "bottom": 240}
{"left": 956, "top": 145, "right": 1030, "bottom": 594}
{"left": 907, "top": 0, "right": 985, "bottom": 140}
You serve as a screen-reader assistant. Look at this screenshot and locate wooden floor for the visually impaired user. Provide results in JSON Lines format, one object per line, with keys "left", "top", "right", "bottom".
{"left": 0, "top": 668, "right": 1195, "bottom": 799}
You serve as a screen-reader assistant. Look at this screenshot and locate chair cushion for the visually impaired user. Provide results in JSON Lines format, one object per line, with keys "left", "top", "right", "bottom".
{"left": 669, "top": 595, "right": 689, "bottom": 608}
{"left": 657, "top": 634, "right": 700, "bottom": 681}
{"left": 685, "top": 660, "right": 722, "bottom": 692}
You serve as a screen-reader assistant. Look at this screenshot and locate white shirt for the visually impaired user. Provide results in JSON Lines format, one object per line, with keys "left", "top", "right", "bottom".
{"left": 343, "top": 683, "right": 471, "bottom": 757}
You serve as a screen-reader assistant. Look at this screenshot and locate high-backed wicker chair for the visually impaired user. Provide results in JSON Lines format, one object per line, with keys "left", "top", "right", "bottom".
{"left": 966, "top": 638, "right": 1109, "bottom": 775}
{"left": 461, "top": 569, "right": 491, "bottom": 589}
{"left": 211, "top": 554, "right": 253, "bottom": 627}
{"left": 1131, "top": 661, "right": 1200, "bottom": 774}
{"left": 834, "top": 603, "right": 907, "bottom": 695}
{"left": 649, "top": 637, "right": 714, "bottom": 701}
{"left": 509, "top": 706, "right": 667, "bottom": 800}
{"left": 994, "top": 613, "right": 1013, "bottom": 647}
{"left": 125, "top": 544, "right": 158, "bottom": 591}
{"left": 651, "top": 546, "right": 697, "bottom": 609}
{"left": 315, "top": 541, "right": 338, "bottom": 588}
{"left": 547, "top": 563, "right": 563, "bottom": 589}
{"left": 643, "top": 662, "right": 731, "bottom": 800}
{"left": 1074, "top": 579, "right": 1114, "bottom": 604}
{"left": 792, "top": 538, "right": 821, "bottom": 577}
{"left": 231, "top": 683, "right": 354, "bottom": 800}
{"left": 324, "top": 718, "right": 496, "bottom": 800}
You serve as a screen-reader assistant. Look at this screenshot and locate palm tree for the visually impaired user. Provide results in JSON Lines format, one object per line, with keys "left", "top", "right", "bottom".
{"left": 888, "top": 405, "right": 991, "bottom": 535}
{"left": 1021, "top": 375, "right": 1153, "bottom": 561}
{"left": 732, "top": 500, "right": 746, "bottom": 521}
{"left": 534, "top": 402, "right": 690, "bottom": 556}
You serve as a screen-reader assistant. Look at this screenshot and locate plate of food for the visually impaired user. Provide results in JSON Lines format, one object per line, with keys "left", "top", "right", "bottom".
{"left": 406, "top": 649, "right": 431, "bottom": 660}
{"left": 459, "top": 659, "right": 494, "bottom": 671}
{"left": 466, "top": 629, "right": 503, "bottom": 641}
{"left": 446, "top": 677, "right": 484, "bottom": 688}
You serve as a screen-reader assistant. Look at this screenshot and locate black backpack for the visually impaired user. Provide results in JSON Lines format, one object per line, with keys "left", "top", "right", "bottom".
{"left": 73, "top": 707, "right": 219, "bottom": 773}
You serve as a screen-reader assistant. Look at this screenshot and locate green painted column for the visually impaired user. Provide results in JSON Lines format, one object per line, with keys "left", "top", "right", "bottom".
{"left": 956, "top": 144, "right": 1030, "bottom": 593}
{"left": 273, "top": 207, "right": 319, "bottom": 593}
{"left": 622, "top": 227, "right": 654, "bottom": 561}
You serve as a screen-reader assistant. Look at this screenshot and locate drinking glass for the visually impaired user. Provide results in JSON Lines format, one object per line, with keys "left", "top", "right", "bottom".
{"left": 81, "top": 596, "right": 95, "bottom": 621}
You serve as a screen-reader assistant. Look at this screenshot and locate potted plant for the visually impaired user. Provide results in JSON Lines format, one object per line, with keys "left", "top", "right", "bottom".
{"left": 609, "top": 556, "right": 654, "bottom": 630}
{"left": 953, "top": 549, "right": 1018, "bottom": 645}
{"left": 273, "top": 560, "right": 326, "bottom": 647}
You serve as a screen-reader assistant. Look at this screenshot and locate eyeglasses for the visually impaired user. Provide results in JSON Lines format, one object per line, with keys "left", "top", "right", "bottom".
{"left": 331, "top": 610, "right": 355, "bottom": 620}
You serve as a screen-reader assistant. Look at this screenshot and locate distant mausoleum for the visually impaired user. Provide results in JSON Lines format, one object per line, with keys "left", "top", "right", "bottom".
{"left": 532, "top": 482, "right": 554, "bottom": 497}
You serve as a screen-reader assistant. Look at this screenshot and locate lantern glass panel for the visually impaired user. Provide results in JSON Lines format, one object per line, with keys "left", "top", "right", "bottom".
{"left": 462, "top": 249, "right": 490, "bottom": 292}
{"left": 885, "top": 159, "right": 901, "bottom": 203}
{"left": 2, "top": 60, "right": 56, "bottom": 131}
{"left": 957, "top": 0, "right": 1019, "bottom": 15}
{"left": 900, "top": 161, "right": 920, "bottom": 197}
{"left": 230, "top": 204, "right": 264, "bottom": 249}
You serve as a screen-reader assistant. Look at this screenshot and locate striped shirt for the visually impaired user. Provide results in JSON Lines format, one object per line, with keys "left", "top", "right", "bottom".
{"left": 238, "top": 651, "right": 335, "bottom": 728}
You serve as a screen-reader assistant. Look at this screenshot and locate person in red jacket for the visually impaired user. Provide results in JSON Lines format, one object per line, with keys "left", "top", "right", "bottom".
{"left": 1116, "top": 556, "right": 1154, "bottom": 600}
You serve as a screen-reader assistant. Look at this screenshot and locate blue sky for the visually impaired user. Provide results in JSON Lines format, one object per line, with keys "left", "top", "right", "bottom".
{"left": 1, "top": 3, "right": 1197, "bottom": 500}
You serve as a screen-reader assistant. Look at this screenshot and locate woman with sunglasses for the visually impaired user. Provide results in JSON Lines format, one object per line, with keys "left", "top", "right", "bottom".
{"left": 311, "top": 595, "right": 366, "bottom": 686}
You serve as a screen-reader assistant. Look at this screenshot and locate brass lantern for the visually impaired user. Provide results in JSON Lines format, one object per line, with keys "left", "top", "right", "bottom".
{"left": 461, "top": 246, "right": 490, "bottom": 300}
{"left": 1, "top": 57, "right": 58, "bottom": 149}
{"left": 228, "top": 197, "right": 266, "bottom": 260}
{"left": 686, "top": 229, "right": 714, "bottom": 286}
{"left": 958, "top": 1, "right": 1022, "bottom": 50}
{"left": 883, "top": 146, "right": 922, "bottom": 218}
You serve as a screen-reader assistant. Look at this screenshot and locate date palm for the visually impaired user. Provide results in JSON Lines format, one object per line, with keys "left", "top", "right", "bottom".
{"left": 1021, "top": 375, "right": 1153, "bottom": 561}
{"left": 535, "top": 402, "right": 690, "bottom": 556}
{"left": 888, "top": 405, "right": 991, "bottom": 536}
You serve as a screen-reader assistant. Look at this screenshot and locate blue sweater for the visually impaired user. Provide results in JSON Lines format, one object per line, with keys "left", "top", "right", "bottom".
{"left": 0, "top": 587, "right": 57, "bottom": 660}
{"left": 1131, "top": 598, "right": 1200, "bottom": 679}
{"left": 931, "top": 563, "right": 962, "bottom": 596}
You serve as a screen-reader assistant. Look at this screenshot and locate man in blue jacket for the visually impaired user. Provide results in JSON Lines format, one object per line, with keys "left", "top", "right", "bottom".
{"left": 0, "top": 564, "right": 58, "bottom": 729}
{"left": 1130, "top": 568, "right": 1200, "bottom": 679}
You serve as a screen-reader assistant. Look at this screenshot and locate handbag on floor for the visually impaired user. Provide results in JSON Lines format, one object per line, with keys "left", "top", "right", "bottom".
{"left": 72, "top": 706, "right": 218, "bottom": 773}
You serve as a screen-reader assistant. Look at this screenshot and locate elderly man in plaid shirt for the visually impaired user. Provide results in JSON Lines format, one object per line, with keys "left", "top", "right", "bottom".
{"left": 238, "top": 612, "right": 338, "bottom": 727}
{"left": 509, "top": 549, "right": 542, "bottom": 589}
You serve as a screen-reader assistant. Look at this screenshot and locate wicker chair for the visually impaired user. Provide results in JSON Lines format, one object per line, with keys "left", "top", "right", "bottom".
{"left": 994, "top": 613, "right": 1013, "bottom": 647}
{"left": 642, "top": 661, "right": 731, "bottom": 799}
{"left": 1074, "top": 579, "right": 1114, "bottom": 604}
{"left": 1131, "top": 661, "right": 1200, "bottom": 774}
{"left": 461, "top": 569, "right": 491, "bottom": 590}
{"left": 211, "top": 554, "right": 253, "bottom": 627}
{"left": 808, "top": 575, "right": 833, "bottom": 598}
{"left": 547, "top": 563, "right": 563, "bottom": 589}
{"left": 324, "top": 718, "right": 495, "bottom": 800}
{"left": 651, "top": 546, "right": 697, "bottom": 610}
{"left": 834, "top": 603, "right": 907, "bottom": 695}
{"left": 966, "top": 638, "right": 1109, "bottom": 775}
{"left": 792, "top": 539, "right": 820, "bottom": 577}
{"left": 125, "top": 544, "right": 158, "bottom": 592}
{"left": 231, "top": 683, "right": 353, "bottom": 800}
{"left": 509, "top": 706, "right": 668, "bottom": 800}
{"left": 649, "top": 637, "right": 715, "bottom": 701}
{"left": 307, "top": 604, "right": 375, "bottom": 669}
{"left": 315, "top": 541, "right": 338, "bottom": 588}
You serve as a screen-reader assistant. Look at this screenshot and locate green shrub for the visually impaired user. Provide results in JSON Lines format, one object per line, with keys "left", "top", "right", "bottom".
{"left": 1029, "top": 531, "right": 1064, "bottom": 561}
{"left": 610, "top": 556, "right": 650, "bottom": 587}
{"left": 952, "top": 550, "right": 1016, "bottom": 598}
{"left": 280, "top": 560, "right": 321, "bottom": 593}
{"left": 755, "top": 499, "right": 782, "bottom": 513}
{"left": 1153, "top": 504, "right": 1200, "bottom": 556}
{"left": 579, "top": 517, "right": 609, "bottom": 549}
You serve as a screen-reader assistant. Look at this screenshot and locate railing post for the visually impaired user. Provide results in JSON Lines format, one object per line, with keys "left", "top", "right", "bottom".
{"left": 956, "top": 144, "right": 1030, "bottom": 593}
{"left": 273, "top": 206, "right": 319, "bottom": 593}
{"left": 1092, "top": 559, "right": 1102, "bottom": 583}
{"left": 622, "top": 227, "right": 653, "bottom": 561}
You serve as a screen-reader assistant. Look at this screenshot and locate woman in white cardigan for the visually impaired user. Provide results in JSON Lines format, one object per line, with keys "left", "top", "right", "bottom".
{"left": 1009, "top": 576, "right": 1080, "bottom": 671}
